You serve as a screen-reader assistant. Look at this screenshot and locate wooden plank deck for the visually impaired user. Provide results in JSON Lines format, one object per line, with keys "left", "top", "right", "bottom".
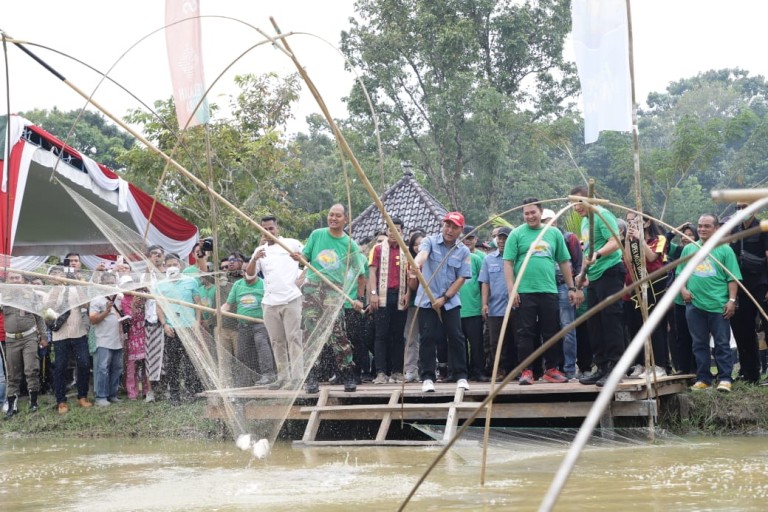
{"left": 204, "top": 374, "right": 693, "bottom": 446}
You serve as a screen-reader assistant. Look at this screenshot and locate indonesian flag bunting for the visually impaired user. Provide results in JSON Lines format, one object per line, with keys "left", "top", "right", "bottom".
{"left": 165, "top": 0, "right": 210, "bottom": 129}
{"left": 571, "top": 0, "right": 633, "bottom": 144}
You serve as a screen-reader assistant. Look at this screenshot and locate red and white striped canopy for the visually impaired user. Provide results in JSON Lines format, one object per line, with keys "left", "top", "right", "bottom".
{"left": 0, "top": 114, "right": 199, "bottom": 262}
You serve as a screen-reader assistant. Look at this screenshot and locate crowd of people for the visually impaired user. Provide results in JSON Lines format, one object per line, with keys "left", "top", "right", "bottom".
{"left": 1, "top": 194, "right": 767, "bottom": 418}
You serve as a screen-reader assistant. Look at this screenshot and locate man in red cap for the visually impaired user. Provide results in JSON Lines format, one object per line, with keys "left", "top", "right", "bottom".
{"left": 413, "top": 212, "right": 473, "bottom": 392}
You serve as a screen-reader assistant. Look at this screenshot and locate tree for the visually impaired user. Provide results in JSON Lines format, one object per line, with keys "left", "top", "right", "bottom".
{"left": 341, "top": 0, "right": 578, "bottom": 214}
{"left": 120, "top": 73, "right": 308, "bottom": 251}
{"left": 19, "top": 108, "right": 134, "bottom": 170}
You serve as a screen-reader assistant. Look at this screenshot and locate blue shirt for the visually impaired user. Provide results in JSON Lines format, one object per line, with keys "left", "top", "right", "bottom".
{"left": 155, "top": 276, "right": 200, "bottom": 328}
{"left": 478, "top": 249, "right": 508, "bottom": 317}
{"left": 415, "top": 234, "right": 472, "bottom": 310}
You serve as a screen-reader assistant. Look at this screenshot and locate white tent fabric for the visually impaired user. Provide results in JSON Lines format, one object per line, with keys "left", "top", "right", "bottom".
{"left": 1, "top": 115, "right": 199, "bottom": 259}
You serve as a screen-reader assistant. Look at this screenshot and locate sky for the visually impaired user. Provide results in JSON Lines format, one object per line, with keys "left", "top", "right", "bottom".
{"left": 3, "top": 0, "right": 768, "bottom": 135}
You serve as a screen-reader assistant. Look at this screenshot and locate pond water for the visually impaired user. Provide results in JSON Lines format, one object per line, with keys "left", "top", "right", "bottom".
{"left": 1, "top": 435, "right": 767, "bottom": 511}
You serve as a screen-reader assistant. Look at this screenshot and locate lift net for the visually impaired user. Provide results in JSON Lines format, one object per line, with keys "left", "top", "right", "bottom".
{"left": 0, "top": 181, "right": 363, "bottom": 459}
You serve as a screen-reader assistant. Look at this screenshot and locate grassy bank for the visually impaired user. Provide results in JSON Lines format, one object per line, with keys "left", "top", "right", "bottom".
{"left": 3, "top": 383, "right": 767, "bottom": 440}
{"left": 661, "top": 381, "right": 768, "bottom": 435}
{"left": 0, "top": 392, "right": 230, "bottom": 440}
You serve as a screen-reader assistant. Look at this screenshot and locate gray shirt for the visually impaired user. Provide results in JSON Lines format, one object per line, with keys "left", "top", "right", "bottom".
{"left": 90, "top": 296, "right": 122, "bottom": 350}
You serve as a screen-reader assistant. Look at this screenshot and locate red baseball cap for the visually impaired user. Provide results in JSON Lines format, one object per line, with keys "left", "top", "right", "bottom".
{"left": 443, "top": 211, "right": 465, "bottom": 228}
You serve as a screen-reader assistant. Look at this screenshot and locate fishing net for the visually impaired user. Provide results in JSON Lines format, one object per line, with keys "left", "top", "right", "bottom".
{"left": 0, "top": 179, "right": 364, "bottom": 459}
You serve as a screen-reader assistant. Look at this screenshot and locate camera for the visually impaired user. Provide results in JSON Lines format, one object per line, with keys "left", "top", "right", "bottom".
{"left": 197, "top": 237, "right": 214, "bottom": 258}
{"left": 62, "top": 258, "right": 70, "bottom": 267}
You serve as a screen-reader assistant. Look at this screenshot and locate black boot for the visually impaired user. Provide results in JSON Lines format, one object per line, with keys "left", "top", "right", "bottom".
{"left": 29, "top": 391, "right": 39, "bottom": 413}
{"left": 579, "top": 366, "right": 607, "bottom": 385}
{"left": 305, "top": 370, "right": 319, "bottom": 394}
{"left": 343, "top": 369, "right": 357, "bottom": 393}
{"left": 596, "top": 362, "right": 621, "bottom": 388}
{"left": 5, "top": 395, "right": 18, "bottom": 419}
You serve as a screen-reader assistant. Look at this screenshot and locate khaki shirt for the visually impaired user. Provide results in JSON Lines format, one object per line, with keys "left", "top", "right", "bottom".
{"left": 2, "top": 290, "right": 46, "bottom": 336}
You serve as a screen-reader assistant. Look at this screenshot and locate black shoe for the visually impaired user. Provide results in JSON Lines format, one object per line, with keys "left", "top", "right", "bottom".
{"left": 470, "top": 374, "right": 491, "bottom": 383}
{"left": 343, "top": 370, "right": 357, "bottom": 392}
{"left": 595, "top": 363, "right": 621, "bottom": 388}
{"left": 579, "top": 368, "right": 607, "bottom": 385}
{"left": 305, "top": 373, "right": 319, "bottom": 394}
{"left": 29, "top": 391, "right": 39, "bottom": 413}
{"left": 5, "top": 395, "right": 18, "bottom": 419}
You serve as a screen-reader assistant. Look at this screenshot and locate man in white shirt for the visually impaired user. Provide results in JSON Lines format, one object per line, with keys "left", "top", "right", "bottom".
{"left": 246, "top": 215, "right": 305, "bottom": 387}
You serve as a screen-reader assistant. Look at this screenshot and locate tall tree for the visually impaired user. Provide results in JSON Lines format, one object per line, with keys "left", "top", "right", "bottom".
{"left": 341, "top": 0, "right": 578, "bottom": 212}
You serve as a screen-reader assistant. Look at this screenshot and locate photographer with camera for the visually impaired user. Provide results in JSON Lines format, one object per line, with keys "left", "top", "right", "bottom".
{"left": 89, "top": 272, "right": 124, "bottom": 406}
{"left": 46, "top": 261, "right": 92, "bottom": 414}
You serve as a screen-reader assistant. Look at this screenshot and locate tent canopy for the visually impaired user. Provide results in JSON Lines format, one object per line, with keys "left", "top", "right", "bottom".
{"left": 0, "top": 114, "right": 199, "bottom": 259}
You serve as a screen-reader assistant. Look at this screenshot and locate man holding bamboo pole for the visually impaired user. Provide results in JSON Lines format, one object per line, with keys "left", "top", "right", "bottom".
{"left": 570, "top": 185, "right": 626, "bottom": 387}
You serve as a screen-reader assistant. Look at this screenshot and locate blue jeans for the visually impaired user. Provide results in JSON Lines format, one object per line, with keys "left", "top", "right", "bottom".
{"left": 685, "top": 305, "right": 733, "bottom": 384}
{"left": 558, "top": 283, "right": 577, "bottom": 375}
{"left": 53, "top": 336, "right": 91, "bottom": 404}
{"left": 95, "top": 347, "right": 123, "bottom": 400}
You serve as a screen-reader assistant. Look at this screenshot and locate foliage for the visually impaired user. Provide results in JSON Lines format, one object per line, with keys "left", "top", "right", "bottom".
{"left": 120, "top": 72, "right": 313, "bottom": 251}
{"left": 341, "top": 0, "right": 579, "bottom": 220}
{"left": 19, "top": 107, "right": 135, "bottom": 171}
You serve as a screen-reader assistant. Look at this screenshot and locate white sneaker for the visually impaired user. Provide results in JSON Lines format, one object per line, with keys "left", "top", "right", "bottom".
{"left": 628, "top": 365, "right": 644, "bottom": 378}
{"left": 144, "top": 391, "right": 155, "bottom": 403}
{"left": 95, "top": 398, "right": 111, "bottom": 407}
{"left": 422, "top": 379, "right": 435, "bottom": 393}
{"left": 638, "top": 366, "right": 667, "bottom": 379}
{"left": 456, "top": 378, "right": 470, "bottom": 391}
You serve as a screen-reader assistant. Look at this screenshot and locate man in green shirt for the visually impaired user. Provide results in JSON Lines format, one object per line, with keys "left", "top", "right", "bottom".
{"left": 293, "top": 203, "right": 366, "bottom": 393}
{"left": 677, "top": 214, "right": 741, "bottom": 392}
{"left": 570, "top": 185, "right": 626, "bottom": 387}
{"left": 223, "top": 276, "right": 276, "bottom": 387}
{"left": 459, "top": 225, "right": 488, "bottom": 382}
{"left": 504, "top": 198, "right": 582, "bottom": 385}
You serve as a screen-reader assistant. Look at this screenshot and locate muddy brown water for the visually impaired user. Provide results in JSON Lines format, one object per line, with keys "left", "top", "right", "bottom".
{"left": 1, "top": 436, "right": 767, "bottom": 511}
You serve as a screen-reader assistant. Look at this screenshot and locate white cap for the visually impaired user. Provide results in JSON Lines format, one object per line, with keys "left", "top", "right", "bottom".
{"left": 542, "top": 209, "right": 556, "bottom": 221}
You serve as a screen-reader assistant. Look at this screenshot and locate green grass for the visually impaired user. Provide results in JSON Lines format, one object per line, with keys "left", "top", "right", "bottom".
{"left": 0, "top": 393, "right": 230, "bottom": 440}
{"left": 663, "top": 380, "right": 768, "bottom": 435}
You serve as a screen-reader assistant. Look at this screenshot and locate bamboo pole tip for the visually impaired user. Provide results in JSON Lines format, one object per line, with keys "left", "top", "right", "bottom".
{"left": 711, "top": 188, "right": 768, "bottom": 203}
{"left": 760, "top": 220, "right": 768, "bottom": 233}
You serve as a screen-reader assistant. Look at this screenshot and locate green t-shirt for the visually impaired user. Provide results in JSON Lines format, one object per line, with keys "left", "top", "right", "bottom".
{"left": 503, "top": 224, "right": 569, "bottom": 294}
{"left": 676, "top": 243, "right": 742, "bottom": 314}
{"left": 459, "top": 251, "right": 484, "bottom": 318}
{"left": 302, "top": 228, "right": 366, "bottom": 307}
{"left": 580, "top": 206, "right": 622, "bottom": 281}
{"left": 226, "top": 279, "right": 265, "bottom": 320}
{"left": 198, "top": 284, "right": 216, "bottom": 324}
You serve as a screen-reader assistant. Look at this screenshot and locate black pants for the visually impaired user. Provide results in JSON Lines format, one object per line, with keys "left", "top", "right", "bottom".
{"left": 487, "top": 315, "right": 517, "bottom": 373}
{"left": 731, "top": 281, "right": 766, "bottom": 383}
{"left": 461, "top": 315, "right": 485, "bottom": 377}
{"left": 418, "top": 306, "right": 468, "bottom": 381}
{"left": 624, "top": 288, "right": 670, "bottom": 369}
{"left": 346, "top": 309, "right": 373, "bottom": 377}
{"left": 165, "top": 332, "right": 202, "bottom": 397}
{"left": 515, "top": 293, "right": 562, "bottom": 372}
{"left": 373, "top": 290, "right": 407, "bottom": 374}
{"left": 675, "top": 304, "right": 694, "bottom": 374}
{"left": 586, "top": 263, "right": 627, "bottom": 368}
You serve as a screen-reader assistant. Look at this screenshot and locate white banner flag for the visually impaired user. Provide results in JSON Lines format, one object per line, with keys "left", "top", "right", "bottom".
{"left": 165, "top": 0, "right": 210, "bottom": 129}
{"left": 571, "top": 0, "right": 632, "bottom": 144}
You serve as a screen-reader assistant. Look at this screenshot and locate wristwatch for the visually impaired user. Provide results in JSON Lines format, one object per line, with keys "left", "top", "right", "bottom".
{"left": 728, "top": 298, "right": 736, "bottom": 303}
{"left": 370, "top": 290, "right": 377, "bottom": 295}
{"left": 568, "top": 286, "right": 578, "bottom": 292}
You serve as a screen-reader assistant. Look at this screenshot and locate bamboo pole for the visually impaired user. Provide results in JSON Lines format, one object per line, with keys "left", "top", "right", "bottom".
{"left": 6, "top": 37, "right": 358, "bottom": 307}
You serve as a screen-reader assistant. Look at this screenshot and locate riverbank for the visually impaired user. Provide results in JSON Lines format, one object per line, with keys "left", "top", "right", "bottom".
{"left": 2, "top": 383, "right": 767, "bottom": 439}
{"left": 0, "top": 393, "right": 229, "bottom": 440}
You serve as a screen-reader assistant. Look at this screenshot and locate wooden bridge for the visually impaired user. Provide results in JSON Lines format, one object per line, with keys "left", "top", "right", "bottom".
{"left": 204, "top": 374, "right": 692, "bottom": 447}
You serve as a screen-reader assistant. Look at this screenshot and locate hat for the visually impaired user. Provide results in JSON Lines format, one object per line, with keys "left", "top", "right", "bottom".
{"left": 462, "top": 225, "right": 477, "bottom": 237}
{"left": 497, "top": 226, "right": 512, "bottom": 237}
{"left": 443, "top": 211, "right": 465, "bottom": 228}
{"left": 541, "top": 209, "right": 556, "bottom": 221}
{"left": 119, "top": 275, "right": 134, "bottom": 287}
